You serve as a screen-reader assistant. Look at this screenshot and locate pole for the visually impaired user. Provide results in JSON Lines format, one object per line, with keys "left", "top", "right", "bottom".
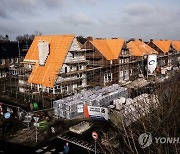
{"left": 18, "top": 107, "right": 20, "bottom": 120}
{"left": 3, "top": 82, "right": 5, "bottom": 92}
{"left": 95, "top": 140, "right": 96, "bottom": 154}
{"left": 18, "top": 41, "right": 20, "bottom": 58}
{"left": 35, "top": 123, "right": 37, "bottom": 142}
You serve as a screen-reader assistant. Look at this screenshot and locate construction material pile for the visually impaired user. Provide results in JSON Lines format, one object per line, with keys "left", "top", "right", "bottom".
{"left": 113, "top": 94, "right": 159, "bottom": 126}
{"left": 53, "top": 84, "right": 128, "bottom": 119}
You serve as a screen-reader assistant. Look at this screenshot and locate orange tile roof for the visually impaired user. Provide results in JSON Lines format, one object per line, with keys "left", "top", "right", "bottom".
{"left": 127, "top": 40, "right": 157, "bottom": 56}
{"left": 172, "top": 41, "right": 180, "bottom": 51}
{"left": 153, "top": 40, "right": 171, "bottom": 53}
{"left": 26, "top": 35, "right": 75, "bottom": 88}
{"left": 90, "top": 39, "right": 125, "bottom": 60}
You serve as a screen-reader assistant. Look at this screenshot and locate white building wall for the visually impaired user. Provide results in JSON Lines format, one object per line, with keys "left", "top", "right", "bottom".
{"left": 82, "top": 78, "right": 87, "bottom": 87}
{"left": 60, "top": 64, "right": 70, "bottom": 73}
{"left": 69, "top": 38, "right": 81, "bottom": 51}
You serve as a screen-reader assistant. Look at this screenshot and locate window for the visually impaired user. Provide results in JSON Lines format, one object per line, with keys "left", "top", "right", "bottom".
{"left": 122, "top": 50, "right": 126, "bottom": 55}
{"left": 124, "top": 70, "right": 129, "bottom": 81}
{"left": 9, "top": 58, "right": 14, "bottom": 64}
{"left": 77, "top": 81, "right": 82, "bottom": 87}
{"left": 108, "top": 74, "right": 111, "bottom": 81}
{"left": 168, "top": 59, "right": 172, "bottom": 65}
{"left": 55, "top": 85, "right": 60, "bottom": 89}
{"left": 62, "top": 85, "right": 68, "bottom": 93}
{"left": 119, "top": 59, "right": 123, "bottom": 64}
{"left": 65, "top": 67, "right": 67, "bottom": 73}
{"left": 104, "top": 73, "right": 112, "bottom": 83}
{"left": 119, "top": 71, "right": 124, "bottom": 82}
{"left": 76, "top": 65, "right": 79, "bottom": 71}
{"left": 77, "top": 73, "right": 82, "bottom": 78}
{"left": 130, "top": 69, "right": 133, "bottom": 76}
{"left": 72, "top": 53, "right": 74, "bottom": 58}
{"left": 15, "top": 58, "right": 18, "bottom": 63}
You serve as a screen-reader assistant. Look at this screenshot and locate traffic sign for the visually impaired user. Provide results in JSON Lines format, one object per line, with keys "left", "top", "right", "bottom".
{"left": 92, "top": 131, "right": 98, "bottom": 140}
{"left": 33, "top": 116, "right": 39, "bottom": 123}
{"left": 34, "top": 122, "right": 40, "bottom": 127}
{"left": 4, "top": 112, "right": 11, "bottom": 119}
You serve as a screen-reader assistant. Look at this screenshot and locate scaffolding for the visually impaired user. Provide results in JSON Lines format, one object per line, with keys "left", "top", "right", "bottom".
{"left": 16, "top": 36, "right": 180, "bottom": 111}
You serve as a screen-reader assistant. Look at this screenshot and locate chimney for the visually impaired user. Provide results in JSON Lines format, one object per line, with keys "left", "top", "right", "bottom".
{"left": 150, "top": 39, "right": 153, "bottom": 42}
{"left": 87, "top": 36, "right": 93, "bottom": 41}
{"left": 38, "top": 40, "right": 49, "bottom": 66}
{"left": 129, "top": 38, "right": 135, "bottom": 41}
{"left": 96, "top": 38, "right": 102, "bottom": 40}
{"left": 139, "top": 38, "right": 142, "bottom": 41}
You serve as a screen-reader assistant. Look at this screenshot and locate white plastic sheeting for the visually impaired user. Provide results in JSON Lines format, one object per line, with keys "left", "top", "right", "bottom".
{"left": 148, "top": 54, "right": 157, "bottom": 75}
{"left": 53, "top": 84, "right": 128, "bottom": 119}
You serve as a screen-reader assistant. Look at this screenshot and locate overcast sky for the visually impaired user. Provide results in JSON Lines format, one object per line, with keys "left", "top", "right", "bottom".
{"left": 0, "top": 0, "right": 180, "bottom": 41}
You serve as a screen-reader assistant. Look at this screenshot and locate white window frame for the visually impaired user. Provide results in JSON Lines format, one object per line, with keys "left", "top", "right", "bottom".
{"left": 119, "top": 70, "right": 124, "bottom": 82}
{"left": 104, "top": 72, "right": 112, "bottom": 83}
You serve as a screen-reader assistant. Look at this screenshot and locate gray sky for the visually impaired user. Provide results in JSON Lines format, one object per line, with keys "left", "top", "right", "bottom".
{"left": 0, "top": 0, "right": 180, "bottom": 41}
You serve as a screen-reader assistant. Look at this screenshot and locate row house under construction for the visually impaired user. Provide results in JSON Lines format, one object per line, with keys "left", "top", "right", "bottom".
{"left": 148, "top": 40, "right": 180, "bottom": 75}
{"left": 82, "top": 37, "right": 131, "bottom": 87}
{"left": 18, "top": 35, "right": 180, "bottom": 103}
{"left": 19, "top": 35, "right": 87, "bottom": 97}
